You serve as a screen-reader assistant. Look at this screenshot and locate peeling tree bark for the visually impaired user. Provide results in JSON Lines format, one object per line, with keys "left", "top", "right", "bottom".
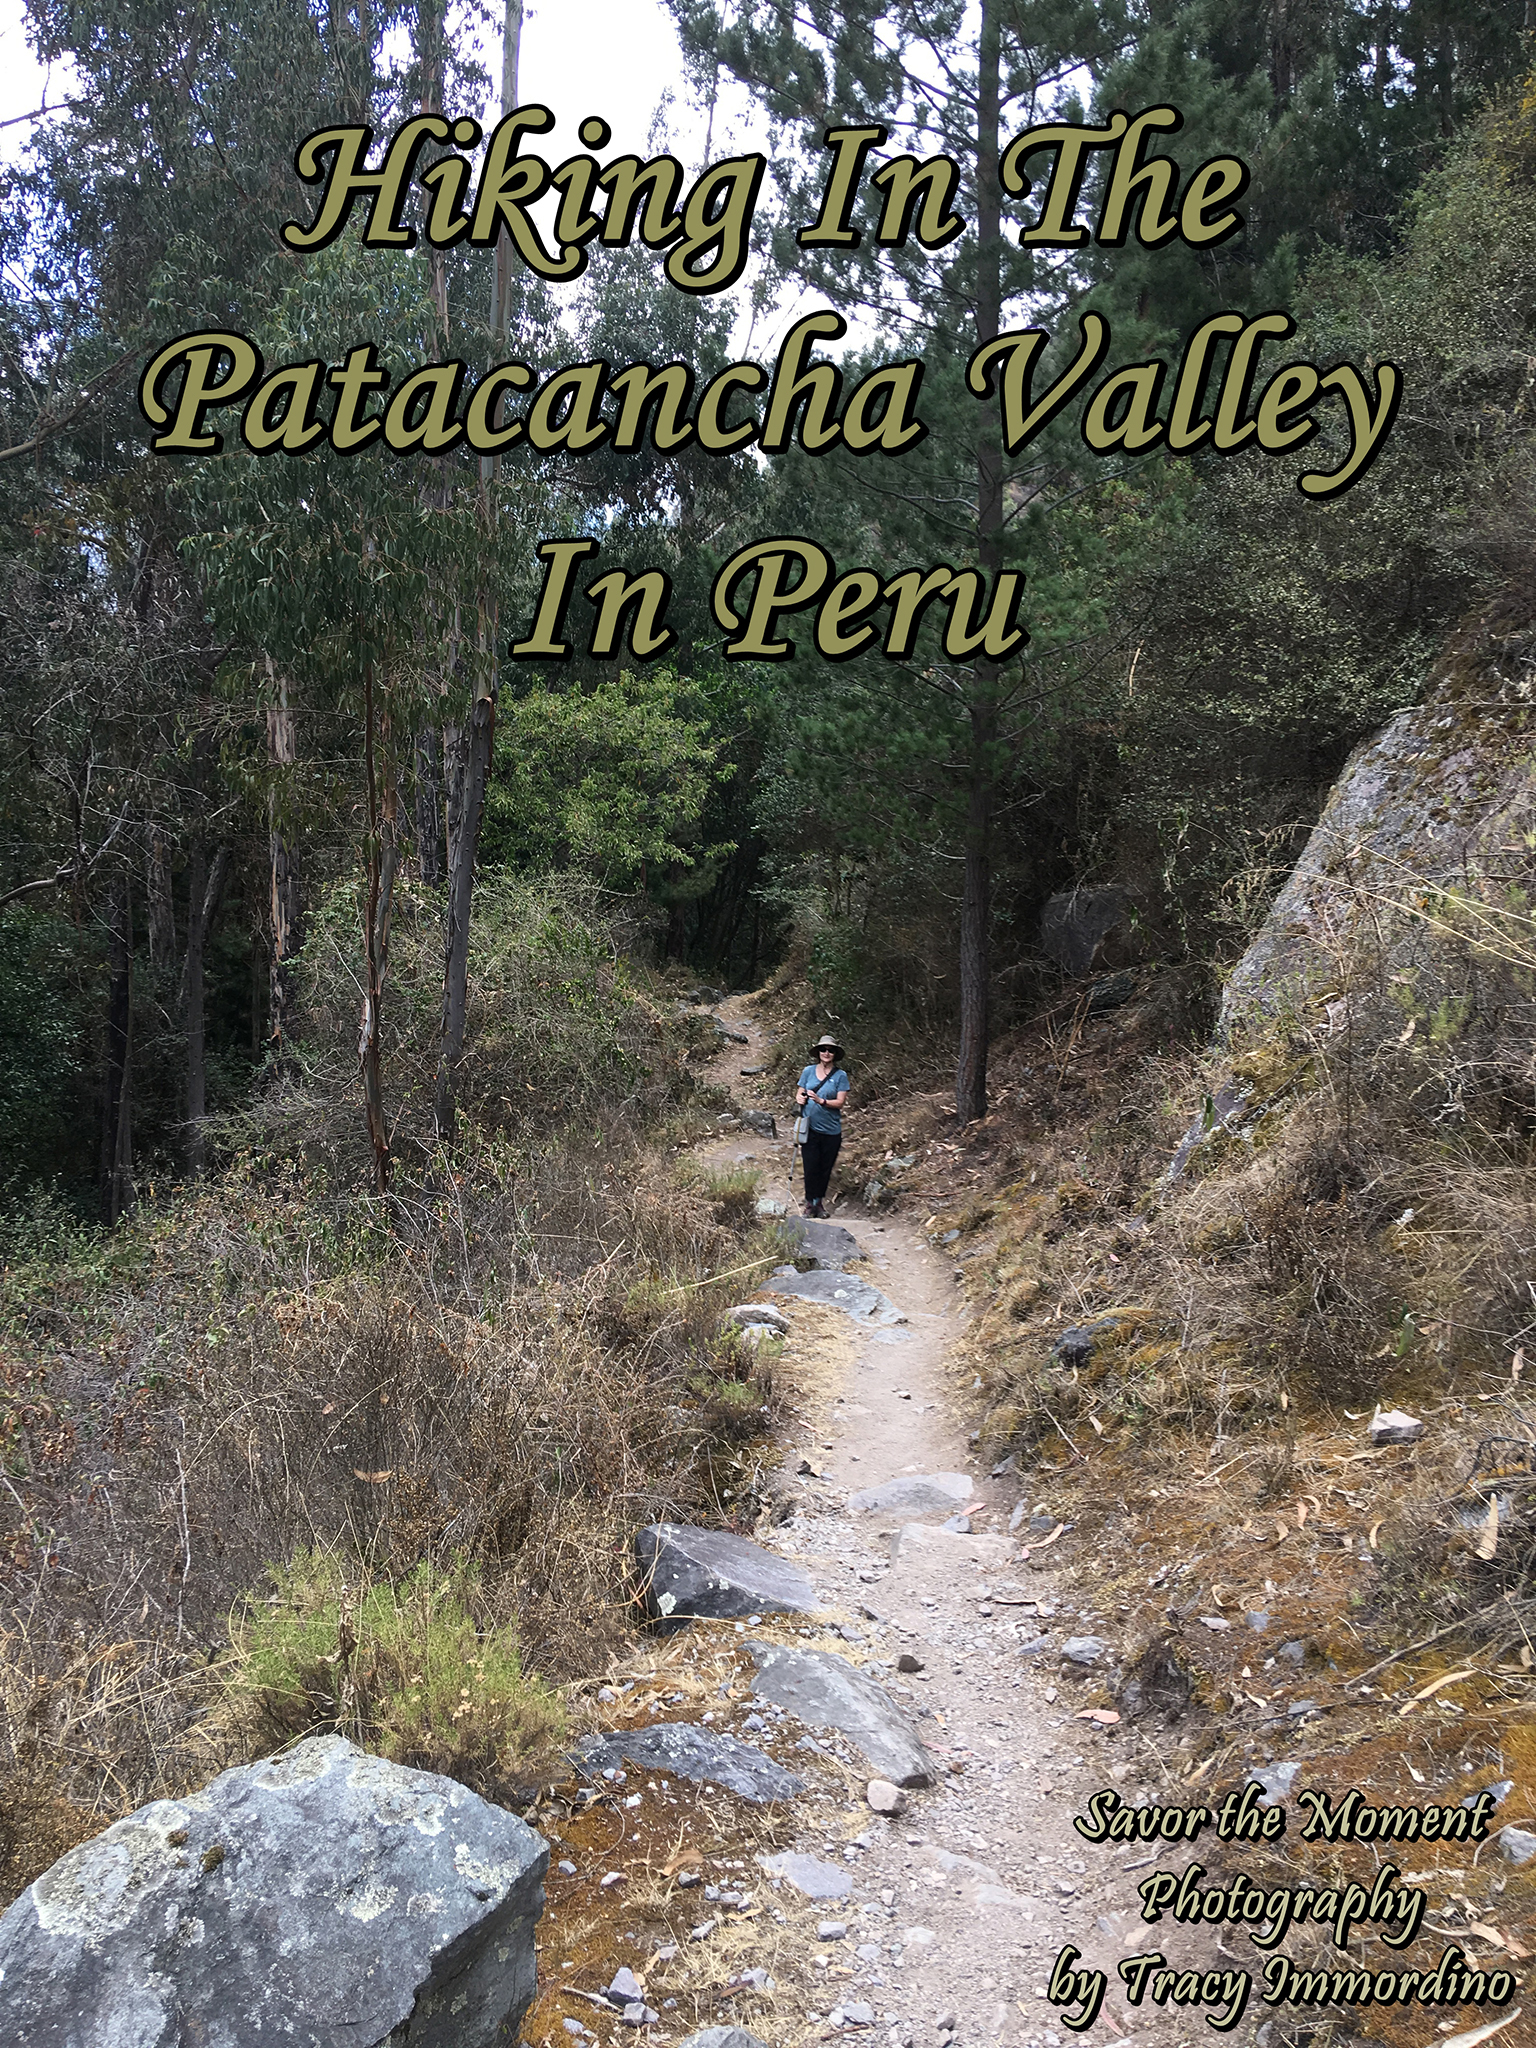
{"left": 415, "top": 724, "right": 442, "bottom": 885}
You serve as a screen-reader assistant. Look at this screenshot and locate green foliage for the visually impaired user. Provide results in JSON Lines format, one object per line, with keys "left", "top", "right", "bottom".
{"left": 237, "top": 869, "right": 681, "bottom": 1182}
{"left": 233, "top": 1549, "right": 564, "bottom": 1777}
{"left": 484, "top": 669, "right": 730, "bottom": 887}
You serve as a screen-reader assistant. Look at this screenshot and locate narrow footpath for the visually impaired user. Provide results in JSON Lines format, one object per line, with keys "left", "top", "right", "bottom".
{"left": 687, "top": 1000, "right": 1219, "bottom": 2048}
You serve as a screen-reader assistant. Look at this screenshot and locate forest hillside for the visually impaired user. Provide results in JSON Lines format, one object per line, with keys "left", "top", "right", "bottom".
{"left": 1, "top": 4, "right": 1535, "bottom": 2044}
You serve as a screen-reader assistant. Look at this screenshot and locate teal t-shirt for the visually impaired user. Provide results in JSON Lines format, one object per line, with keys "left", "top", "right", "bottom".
{"left": 799, "top": 1065, "right": 849, "bottom": 1136}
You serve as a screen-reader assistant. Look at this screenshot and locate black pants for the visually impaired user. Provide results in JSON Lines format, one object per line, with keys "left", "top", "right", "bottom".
{"left": 801, "top": 1129, "right": 842, "bottom": 1205}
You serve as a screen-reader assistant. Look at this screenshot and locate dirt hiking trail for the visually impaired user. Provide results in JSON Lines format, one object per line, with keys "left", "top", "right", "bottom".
{"left": 688, "top": 999, "right": 1218, "bottom": 2048}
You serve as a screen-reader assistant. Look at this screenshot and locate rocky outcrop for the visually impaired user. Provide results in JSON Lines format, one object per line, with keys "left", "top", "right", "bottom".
{"left": 634, "top": 1523, "right": 818, "bottom": 1623}
{"left": 0, "top": 1734, "right": 547, "bottom": 2048}
{"left": 747, "top": 1643, "right": 937, "bottom": 1787}
{"left": 1040, "top": 885, "right": 1131, "bottom": 977}
{"left": 766, "top": 1268, "right": 905, "bottom": 1325}
{"left": 571, "top": 1722, "right": 803, "bottom": 1803}
{"left": 1220, "top": 595, "right": 1536, "bottom": 1064}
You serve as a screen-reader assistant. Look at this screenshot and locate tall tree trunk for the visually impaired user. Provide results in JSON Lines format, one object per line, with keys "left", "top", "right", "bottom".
{"left": 413, "top": 1, "right": 448, "bottom": 900}
{"left": 181, "top": 844, "right": 230, "bottom": 1175}
{"left": 100, "top": 875, "right": 134, "bottom": 1223}
{"left": 146, "top": 827, "right": 175, "bottom": 968}
{"left": 267, "top": 672, "right": 303, "bottom": 1060}
{"left": 416, "top": 725, "right": 442, "bottom": 884}
{"left": 957, "top": 0, "right": 1002, "bottom": 1126}
{"left": 434, "top": 0, "right": 522, "bottom": 1142}
{"left": 359, "top": 665, "right": 399, "bottom": 1191}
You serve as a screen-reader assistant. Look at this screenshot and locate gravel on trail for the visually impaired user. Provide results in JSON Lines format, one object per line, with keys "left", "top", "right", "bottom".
{"left": 677, "top": 1001, "right": 1219, "bottom": 2048}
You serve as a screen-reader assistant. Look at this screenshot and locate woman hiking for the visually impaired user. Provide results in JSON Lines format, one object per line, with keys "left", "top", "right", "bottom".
{"left": 796, "top": 1033, "right": 849, "bottom": 1218}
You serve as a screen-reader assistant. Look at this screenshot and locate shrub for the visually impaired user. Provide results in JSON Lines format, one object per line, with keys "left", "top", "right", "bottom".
{"left": 232, "top": 1550, "right": 563, "bottom": 1784}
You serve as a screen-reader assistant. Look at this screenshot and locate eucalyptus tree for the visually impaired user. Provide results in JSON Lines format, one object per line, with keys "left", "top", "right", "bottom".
{"left": 179, "top": 227, "right": 546, "bottom": 1191}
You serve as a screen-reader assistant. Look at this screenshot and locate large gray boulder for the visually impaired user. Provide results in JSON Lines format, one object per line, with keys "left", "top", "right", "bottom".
{"left": 1040, "top": 885, "right": 1131, "bottom": 977}
{"left": 635, "top": 1524, "right": 817, "bottom": 1624}
{"left": 1220, "top": 604, "right": 1536, "bottom": 1056}
{"left": 571, "top": 1722, "right": 803, "bottom": 1803}
{"left": 748, "top": 1644, "right": 937, "bottom": 1787}
{"left": 0, "top": 1734, "right": 547, "bottom": 2048}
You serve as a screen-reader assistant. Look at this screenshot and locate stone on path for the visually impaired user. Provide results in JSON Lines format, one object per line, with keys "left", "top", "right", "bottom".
{"left": 759, "top": 1851, "right": 852, "bottom": 1899}
{"left": 1247, "top": 1761, "right": 1301, "bottom": 1804}
{"left": 849, "top": 1473, "right": 972, "bottom": 1514}
{"left": 720, "top": 1302, "right": 791, "bottom": 1332}
{"left": 749, "top": 1643, "right": 937, "bottom": 1787}
{"left": 866, "top": 1778, "right": 907, "bottom": 1815}
{"left": 680, "top": 2032, "right": 772, "bottom": 2048}
{"left": 0, "top": 1734, "right": 546, "bottom": 2048}
{"left": 1498, "top": 1826, "right": 1536, "bottom": 1866}
{"left": 782, "top": 1216, "right": 863, "bottom": 1269}
{"left": 635, "top": 1523, "right": 817, "bottom": 1623}
{"left": 571, "top": 1723, "right": 803, "bottom": 1804}
{"left": 767, "top": 1268, "right": 904, "bottom": 1326}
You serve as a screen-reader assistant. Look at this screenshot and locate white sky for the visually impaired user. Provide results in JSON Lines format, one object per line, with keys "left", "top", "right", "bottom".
{"left": 0, "top": 1, "right": 718, "bottom": 150}
{"left": 0, "top": 0, "right": 863, "bottom": 355}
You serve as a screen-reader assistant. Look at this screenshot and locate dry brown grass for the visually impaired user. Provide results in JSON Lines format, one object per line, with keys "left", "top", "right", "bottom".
{"left": 0, "top": 1095, "right": 799, "bottom": 1907}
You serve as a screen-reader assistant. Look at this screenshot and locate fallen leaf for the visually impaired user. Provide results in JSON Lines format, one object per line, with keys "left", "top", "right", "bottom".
{"left": 1368, "top": 1519, "right": 1384, "bottom": 1548}
{"left": 1402, "top": 1757, "right": 1426, "bottom": 1784}
{"left": 1088, "top": 1413, "right": 1104, "bottom": 1435}
{"left": 1295, "top": 1502, "right": 1309, "bottom": 1527}
{"left": 1467, "top": 1923, "right": 1505, "bottom": 1949}
{"left": 1475, "top": 1495, "right": 1499, "bottom": 1562}
{"left": 1514, "top": 1349, "right": 1525, "bottom": 1383}
{"left": 1076, "top": 1709, "right": 1120, "bottom": 1724}
{"left": 1522, "top": 1644, "right": 1533, "bottom": 1671}
{"left": 1274, "top": 1519, "right": 1289, "bottom": 1542}
{"left": 1398, "top": 1668, "right": 1478, "bottom": 1715}
{"left": 352, "top": 1469, "right": 393, "bottom": 1483}
{"left": 1439, "top": 2008, "right": 1522, "bottom": 2048}
{"left": 1280, "top": 1391, "right": 1289, "bottom": 1411}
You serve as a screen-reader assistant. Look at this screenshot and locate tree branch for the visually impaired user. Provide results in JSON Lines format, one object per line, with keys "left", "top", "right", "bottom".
{"left": 0, "top": 348, "right": 137, "bottom": 466}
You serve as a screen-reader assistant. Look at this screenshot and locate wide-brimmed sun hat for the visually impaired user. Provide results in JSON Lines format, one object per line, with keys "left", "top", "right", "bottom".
{"left": 810, "top": 1033, "right": 845, "bottom": 1058}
